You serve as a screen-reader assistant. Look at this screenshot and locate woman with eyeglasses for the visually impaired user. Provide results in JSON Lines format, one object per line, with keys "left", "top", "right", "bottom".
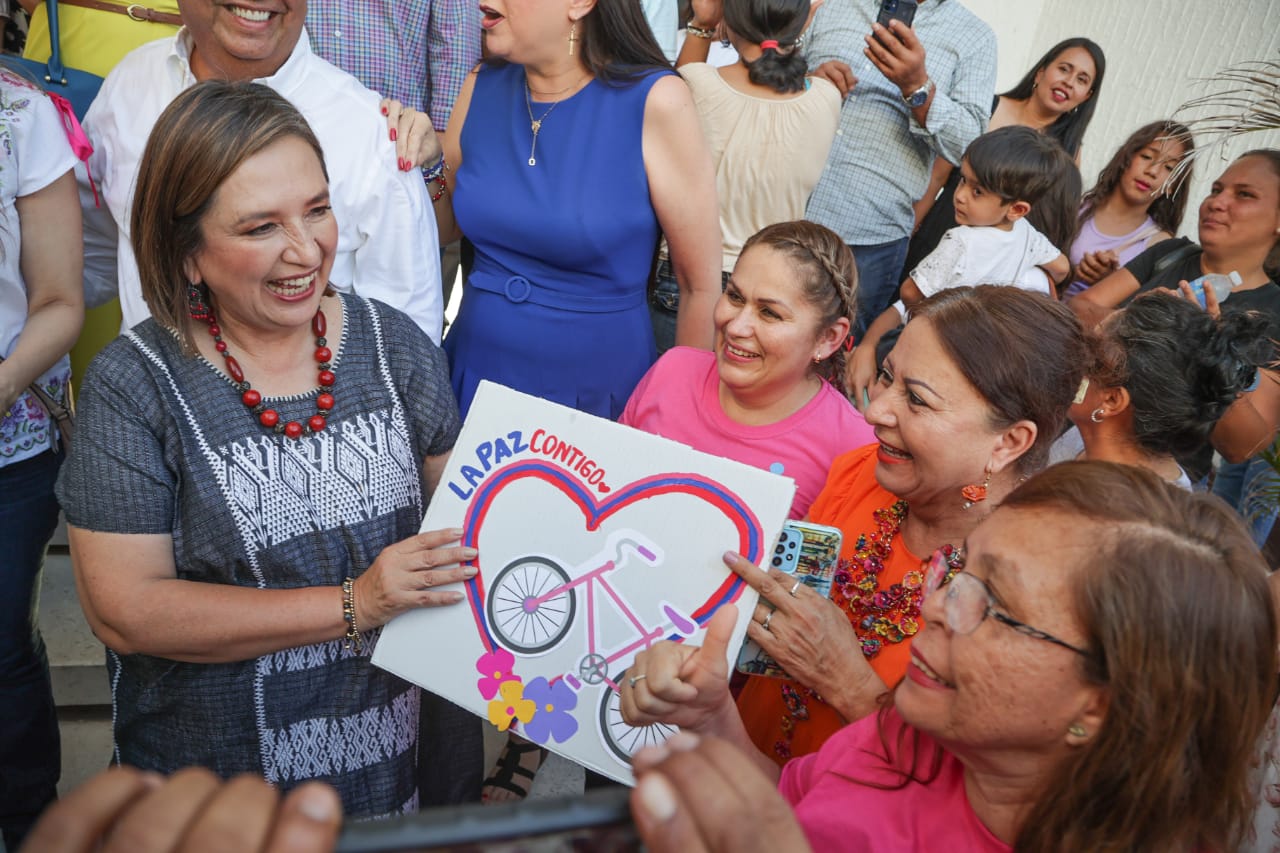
{"left": 623, "top": 460, "right": 1275, "bottom": 852}
{"left": 649, "top": 286, "right": 1088, "bottom": 766}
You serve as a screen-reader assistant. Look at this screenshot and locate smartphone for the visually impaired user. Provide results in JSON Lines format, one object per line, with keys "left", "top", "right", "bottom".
{"left": 736, "top": 521, "right": 844, "bottom": 679}
{"left": 336, "top": 787, "right": 637, "bottom": 852}
{"left": 875, "top": 0, "right": 917, "bottom": 32}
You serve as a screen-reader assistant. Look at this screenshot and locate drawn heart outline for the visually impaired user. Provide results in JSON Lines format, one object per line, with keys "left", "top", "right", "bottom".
{"left": 459, "top": 459, "right": 765, "bottom": 653}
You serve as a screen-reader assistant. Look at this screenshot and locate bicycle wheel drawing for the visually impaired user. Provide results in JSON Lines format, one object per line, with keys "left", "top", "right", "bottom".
{"left": 486, "top": 557, "right": 576, "bottom": 654}
{"left": 598, "top": 674, "right": 678, "bottom": 764}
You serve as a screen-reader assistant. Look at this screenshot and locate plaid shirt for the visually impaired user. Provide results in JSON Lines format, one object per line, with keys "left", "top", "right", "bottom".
{"left": 803, "top": 0, "right": 996, "bottom": 245}
{"left": 307, "top": 0, "right": 482, "bottom": 131}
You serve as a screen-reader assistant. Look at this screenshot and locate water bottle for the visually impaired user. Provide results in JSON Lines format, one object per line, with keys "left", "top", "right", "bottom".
{"left": 1187, "top": 271, "right": 1241, "bottom": 308}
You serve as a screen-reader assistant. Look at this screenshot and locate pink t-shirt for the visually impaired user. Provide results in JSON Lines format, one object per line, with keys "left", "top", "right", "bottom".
{"left": 779, "top": 712, "right": 1011, "bottom": 852}
{"left": 619, "top": 347, "right": 874, "bottom": 519}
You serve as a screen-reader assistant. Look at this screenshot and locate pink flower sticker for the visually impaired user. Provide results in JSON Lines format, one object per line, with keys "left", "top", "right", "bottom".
{"left": 487, "top": 679, "right": 536, "bottom": 732}
{"left": 476, "top": 648, "right": 519, "bottom": 700}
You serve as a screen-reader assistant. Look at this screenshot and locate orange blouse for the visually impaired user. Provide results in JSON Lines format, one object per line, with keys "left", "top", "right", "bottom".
{"left": 737, "top": 444, "right": 923, "bottom": 764}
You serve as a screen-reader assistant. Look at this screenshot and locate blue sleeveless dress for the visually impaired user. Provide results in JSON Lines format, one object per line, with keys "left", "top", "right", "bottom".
{"left": 445, "top": 62, "right": 669, "bottom": 420}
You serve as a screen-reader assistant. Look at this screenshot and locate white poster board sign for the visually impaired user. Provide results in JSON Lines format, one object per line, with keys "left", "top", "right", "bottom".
{"left": 372, "top": 381, "right": 795, "bottom": 783}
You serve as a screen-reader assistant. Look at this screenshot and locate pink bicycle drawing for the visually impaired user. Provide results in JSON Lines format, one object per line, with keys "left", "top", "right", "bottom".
{"left": 485, "top": 530, "right": 696, "bottom": 764}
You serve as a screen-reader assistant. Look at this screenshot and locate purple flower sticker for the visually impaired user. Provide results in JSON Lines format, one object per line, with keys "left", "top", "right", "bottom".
{"left": 520, "top": 677, "right": 579, "bottom": 745}
{"left": 476, "top": 648, "right": 519, "bottom": 700}
{"left": 487, "top": 680, "right": 535, "bottom": 732}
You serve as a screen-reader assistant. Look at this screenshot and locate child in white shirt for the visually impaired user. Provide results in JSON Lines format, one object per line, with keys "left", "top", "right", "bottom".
{"left": 849, "top": 127, "right": 1075, "bottom": 406}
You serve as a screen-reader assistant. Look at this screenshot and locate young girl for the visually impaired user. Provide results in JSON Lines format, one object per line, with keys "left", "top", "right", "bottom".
{"left": 1063, "top": 121, "right": 1194, "bottom": 299}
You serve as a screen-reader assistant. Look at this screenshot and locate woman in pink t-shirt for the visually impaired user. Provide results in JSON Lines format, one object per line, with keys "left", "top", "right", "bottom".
{"left": 624, "top": 461, "right": 1275, "bottom": 852}
{"left": 622, "top": 221, "right": 873, "bottom": 519}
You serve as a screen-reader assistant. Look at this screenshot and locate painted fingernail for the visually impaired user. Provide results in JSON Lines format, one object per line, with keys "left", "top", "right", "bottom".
{"left": 450, "top": 528, "right": 465, "bottom": 538}
{"left": 390, "top": 128, "right": 398, "bottom": 142}
{"left": 636, "top": 774, "right": 678, "bottom": 822}
{"left": 461, "top": 548, "right": 479, "bottom": 560}
{"left": 450, "top": 592, "right": 466, "bottom": 603}
{"left": 463, "top": 566, "right": 478, "bottom": 578}
{"left": 381, "top": 105, "right": 389, "bottom": 116}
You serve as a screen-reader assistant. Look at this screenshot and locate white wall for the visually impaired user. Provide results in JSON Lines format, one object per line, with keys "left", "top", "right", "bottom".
{"left": 959, "top": 0, "right": 1280, "bottom": 238}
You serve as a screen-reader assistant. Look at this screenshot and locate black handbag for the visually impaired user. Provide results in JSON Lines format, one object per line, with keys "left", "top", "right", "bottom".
{"left": 5, "top": 0, "right": 102, "bottom": 119}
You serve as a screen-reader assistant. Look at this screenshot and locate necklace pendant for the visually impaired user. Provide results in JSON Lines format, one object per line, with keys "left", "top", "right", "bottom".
{"left": 531, "top": 119, "right": 541, "bottom": 132}
{"left": 528, "top": 157, "right": 536, "bottom": 166}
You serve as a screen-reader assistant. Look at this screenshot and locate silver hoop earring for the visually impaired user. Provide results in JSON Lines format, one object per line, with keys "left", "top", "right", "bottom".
{"left": 1090, "top": 408, "right": 1104, "bottom": 424}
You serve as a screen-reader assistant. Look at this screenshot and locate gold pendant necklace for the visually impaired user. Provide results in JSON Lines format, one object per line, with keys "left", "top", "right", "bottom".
{"left": 523, "top": 76, "right": 586, "bottom": 166}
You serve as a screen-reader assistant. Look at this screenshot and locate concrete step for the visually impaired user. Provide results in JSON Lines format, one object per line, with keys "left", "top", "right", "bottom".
{"left": 40, "top": 539, "right": 111, "bottom": 708}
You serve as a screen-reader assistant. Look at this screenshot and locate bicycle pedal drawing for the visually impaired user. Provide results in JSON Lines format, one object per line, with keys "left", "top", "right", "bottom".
{"left": 485, "top": 529, "right": 696, "bottom": 764}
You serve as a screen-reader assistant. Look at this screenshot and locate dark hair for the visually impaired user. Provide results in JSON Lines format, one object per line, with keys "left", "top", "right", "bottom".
{"left": 1080, "top": 120, "right": 1195, "bottom": 235}
{"left": 740, "top": 221, "right": 857, "bottom": 390}
{"left": 1025, "top": 141, "right": 1082, "bottom": 253}
{"left": 577, "top": 0, "right": 672, "bottom": 83}
{"left": 861, "top": 461, "right": 1276, "bottom": 852}
{"left": 131, "top": 81, "right": 327, "bottom": 353}
{"left": 912, "top": 286, "right": 1088, "bottom": 474}
{"left": 999, "top": 37, "right": 1106, "bottom": 157}
{"left": 964, "top": 125, "right": 1071, "bottom": 209}
{"left": 723, "top": 0, "right": 809, "bottom": 94}
{"left": 1239, "top": 148, "right": 1280, "bottom": 279}
{"left": 1089, "top": 291, "right": 1272, "bottom": 457}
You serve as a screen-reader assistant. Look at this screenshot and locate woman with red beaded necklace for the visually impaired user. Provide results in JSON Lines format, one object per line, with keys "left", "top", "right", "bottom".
{"left": 624, "top": 287, "right": 1089, "bottom": 767}
{"left": 52, "top": 82, "right": 477, "bottom": 817}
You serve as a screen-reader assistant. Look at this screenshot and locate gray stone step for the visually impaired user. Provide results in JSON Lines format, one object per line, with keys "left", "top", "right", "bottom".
{"left": 40, "top": 543, "right": 111, "bottom": 708}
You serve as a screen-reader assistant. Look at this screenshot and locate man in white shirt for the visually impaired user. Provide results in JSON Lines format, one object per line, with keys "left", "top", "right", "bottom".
{"left": 82, "top": 0, "right": 444, "bottom": 342}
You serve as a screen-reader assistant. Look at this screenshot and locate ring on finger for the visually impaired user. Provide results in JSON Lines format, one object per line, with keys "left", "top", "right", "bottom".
{"left": 761, "top": 610, "right": 774, "bottom": 632}
{"left": 789, "top": 579, "right": 802, "bottom": 598}
{"left": 629, "top": 674, "right": 647, "bottom": 688}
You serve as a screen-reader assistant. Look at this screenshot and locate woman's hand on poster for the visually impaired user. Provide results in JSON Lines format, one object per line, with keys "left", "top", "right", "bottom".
{"left": 379, "top": 98, "right": 443, "bottom": 172}
{"left": 21, "top": 765, "right": 342, "bottom": 853}
{"left": 728, "top": 553, "right": 885, "bottom": 719}
{"left": 621, "top": 605, "right": 738, "bottom": 733}
{"left": 630, "top": 733, "right": 812, "bottom": 853}
{"left": 1076, "top": 250, "right": 1119, "bottom": 286}
{"left": 355, "top": 527, "right": 477, "bottom": 629}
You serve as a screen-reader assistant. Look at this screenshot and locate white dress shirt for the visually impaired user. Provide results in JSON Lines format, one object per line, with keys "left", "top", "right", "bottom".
{"left": 82, "top": 28, "right": 444, "bottom": 342}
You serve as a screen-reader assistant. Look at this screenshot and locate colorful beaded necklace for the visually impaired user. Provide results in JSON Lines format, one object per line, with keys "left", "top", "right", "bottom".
{"left": 774, "top": 499, "right": 946, "bottom": 761}
{"left": 202, "top": 308, "right": 336, "bottom": 440}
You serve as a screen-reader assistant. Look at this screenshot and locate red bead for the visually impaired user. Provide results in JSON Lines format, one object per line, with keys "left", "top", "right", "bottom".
{"left": 284, "top": 421, "right": 304, "bottom": 439}
{"left": 312, "top": 310, "right": 326, "bottom": 337}
{"left": 259, "top": 409, "right": 280, "bottom": 428}
{"left": 208, "top": 324, "right": 220, "bottom": 336}
{"left": 314, "top": 346, "right": 332, "bottom": 363}
{"left": 316, "top": 393, "right": 335, "bottom": 410}
{"left": 242, "top": 389, "right": 262, "bottom": 407}
{"left": 308, "top": 415, "right": 327, "bottom": 433}
{"left": 224, "top": 356, "right": 244, "bottom": 384}
{"left": 318, "top": 370, "right": 336, "bottom": 387}
{"left": 215, "top": 341, "right": 228, "bottom": 353}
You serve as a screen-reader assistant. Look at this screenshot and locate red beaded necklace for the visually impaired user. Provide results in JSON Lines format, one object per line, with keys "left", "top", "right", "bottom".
{"left": 203, "top": 308, "right": 336, "bottom": 440}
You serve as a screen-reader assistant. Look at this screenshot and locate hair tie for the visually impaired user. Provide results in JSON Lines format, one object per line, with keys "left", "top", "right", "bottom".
{"left": 760, "top": 39, "right": 779, "bottom": 50}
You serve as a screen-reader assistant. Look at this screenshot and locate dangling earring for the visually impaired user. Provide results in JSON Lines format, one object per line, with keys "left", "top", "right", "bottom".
{"left": 188, "top": 281, "right": 212, "bottom": 322}
{"left": 961, "top": 469, "right": 991, "bottom": 510}
{"left": 567, "top": 20, "right": 578, "bottom": 56}
{"left": 1068, "top": 723, "right": 1087, "bottom": 738}
{"left": 1090, "top": 407, "right": 1105, "bottom": 423}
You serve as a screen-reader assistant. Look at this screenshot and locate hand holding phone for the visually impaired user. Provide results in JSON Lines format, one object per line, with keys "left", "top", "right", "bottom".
{"left": 874, "top": 0, "right": 917, "bottom": 31}
{"left": 865, "top": 0, "right": 929, "bottom": 97}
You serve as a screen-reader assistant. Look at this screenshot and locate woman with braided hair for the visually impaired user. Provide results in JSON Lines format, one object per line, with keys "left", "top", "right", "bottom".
{"left": 622, "top": 221, "right": 871, "bottom": 520}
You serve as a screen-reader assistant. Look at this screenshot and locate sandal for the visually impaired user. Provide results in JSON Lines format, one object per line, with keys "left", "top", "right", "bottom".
{"left": 480, "top": 736, "right": 548, "bottom": 803}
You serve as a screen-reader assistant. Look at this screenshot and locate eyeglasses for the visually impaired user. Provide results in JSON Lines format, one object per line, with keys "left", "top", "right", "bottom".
{"left": 925, "top": 548, "right": 1092, "bottom": 657}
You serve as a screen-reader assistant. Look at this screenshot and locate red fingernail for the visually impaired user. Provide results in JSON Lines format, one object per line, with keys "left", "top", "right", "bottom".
{"left": 381, "top": 105, "right": 388, "bottom": 116}
{"left": 390, "top": 128, "right": 398, "bottom": 142}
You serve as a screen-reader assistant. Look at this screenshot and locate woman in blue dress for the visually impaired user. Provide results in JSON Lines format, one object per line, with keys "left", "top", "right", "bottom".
{"left": 429, "top": 0, "right": 722, "bottom": 421}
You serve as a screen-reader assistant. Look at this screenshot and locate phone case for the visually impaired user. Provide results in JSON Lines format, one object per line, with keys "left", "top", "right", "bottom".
{"left": 736, "top": 521, "right": 843, "bottom": 679}
{"left": 875, "top": 0, "right": 918, "bottom": 30}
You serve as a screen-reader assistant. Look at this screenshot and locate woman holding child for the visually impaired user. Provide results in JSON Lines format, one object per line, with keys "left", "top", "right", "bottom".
{"left": 699, "top": 287, "right": 1087, "bottom": 764}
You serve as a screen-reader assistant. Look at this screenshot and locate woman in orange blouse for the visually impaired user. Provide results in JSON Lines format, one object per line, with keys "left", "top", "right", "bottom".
{"left": 627, "top": 287, "right": 1089, "bottom": 765}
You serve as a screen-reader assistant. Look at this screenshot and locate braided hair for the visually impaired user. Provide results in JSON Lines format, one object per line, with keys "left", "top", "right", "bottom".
{"left": 739, "top": 221, "right": 858, "bottom": 393}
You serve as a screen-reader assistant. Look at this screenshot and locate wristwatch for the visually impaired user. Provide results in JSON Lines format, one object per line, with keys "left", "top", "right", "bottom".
{"left": 902, "top": 78, "right": 934, "bottom": 108}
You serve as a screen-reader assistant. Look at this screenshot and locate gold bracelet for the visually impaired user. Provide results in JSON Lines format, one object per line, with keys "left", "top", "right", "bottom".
{"left": 342, "top": 577, "right": 363, "bottom": 653}
{"left": 686, "top": 23, "right": 716, "bottom": 39}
